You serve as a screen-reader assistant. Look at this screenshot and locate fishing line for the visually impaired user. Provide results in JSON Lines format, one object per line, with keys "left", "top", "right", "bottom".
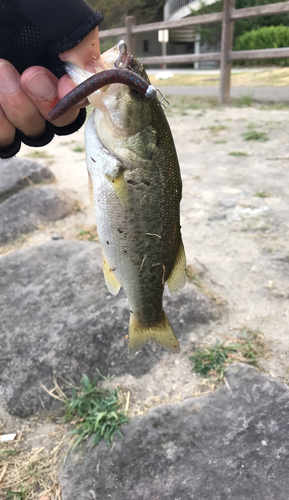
{"left": 168, "top": 111, "right": 280, "bottom": 221}
{"left": 155, "top": 85, "right": 279, "bottom": 219}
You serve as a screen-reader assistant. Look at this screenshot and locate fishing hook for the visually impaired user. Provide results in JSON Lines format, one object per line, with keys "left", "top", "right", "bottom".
{"left": 47, "top": 69, "right": 157, "bottom": 121}
{"left": 156, "top": 88, "right": 170, "bottom": 108}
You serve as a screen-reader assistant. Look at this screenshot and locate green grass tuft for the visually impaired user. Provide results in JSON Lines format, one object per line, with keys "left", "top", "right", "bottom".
{"left": 5, "top": 486, "right": 25, "bottom": 499}
{"left": 209, "top": 125, "right": 228, "bottom": 134}
{"left": 25, "top": 150, "right": 53, "bottom": 158}
{"left": 236, "top": 94, "right": 253, "bottom": 107}
{"left": 190, "top": 343, "right": 232, "bottom": 379}
{"left": 229, "top": 151, "right": 249, "bottom": 157}
{"left": 243, "top": 129, "right": 268, "bottom": 142}
{"left": 254, "top": 191, "right": 270, "bottom": 198}
{"left": 275, "top": 101, "right": 287, "bottom": 110}
{"left": 78, "top": 228, "right": 99, "bottom": 242}
{"left": 72, "top": 146, "right": 85, "bottom": 153}
{"left": 63, "top": 374, "right": 129, "bottom": 449}
{"left": 189, "top": 331, "right": 264, "bottom": 380}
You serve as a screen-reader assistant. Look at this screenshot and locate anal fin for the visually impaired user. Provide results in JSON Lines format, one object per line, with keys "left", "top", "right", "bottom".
{"left": 128, "top": 312, "right": 180, "bottom": 353}
{"left": 102, "top": 253, "right": 121, "bottom": 296}
{"left": 167, "top": 238, "right": 186, "bottom": 293}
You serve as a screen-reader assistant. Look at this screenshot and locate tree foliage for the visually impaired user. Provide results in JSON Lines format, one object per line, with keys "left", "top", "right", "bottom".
{"left": 189, "top": 0, "right": 289, "bottom": 45}
{"left": 235, "top": 24, "right": 289, "bottom": 65}
{"left": 85, "top": 0, "right": 166, "bottom": 29}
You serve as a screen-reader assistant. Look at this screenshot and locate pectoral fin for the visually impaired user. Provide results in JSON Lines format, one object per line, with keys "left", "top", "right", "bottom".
{"left": 128, "top": 312, "right": 180, "bottom": 353}
{"left": 102, "top": 253, "right": 121, "bottom": 295}
{"left": 167, "top": 239, "right": 186, "bottom": 293}
{"left": 106, "top": 171, "right": 129, "bottom": 210}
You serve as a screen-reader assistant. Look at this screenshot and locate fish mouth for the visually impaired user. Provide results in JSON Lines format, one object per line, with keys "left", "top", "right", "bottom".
{"left": 47, "top": 41, "right": 155, "bottom": 121}
{"left": 114, "top": 40, "right": 133, "bottom": 70}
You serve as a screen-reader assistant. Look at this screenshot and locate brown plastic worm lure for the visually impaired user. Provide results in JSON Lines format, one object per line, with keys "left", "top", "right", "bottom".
{"left": 47, "top": 68, "right": 157, "bottom": 121}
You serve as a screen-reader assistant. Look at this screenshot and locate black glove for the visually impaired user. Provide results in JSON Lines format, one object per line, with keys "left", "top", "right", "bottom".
{"left": 0, "top": 0, "right": 103, "bottom": 158}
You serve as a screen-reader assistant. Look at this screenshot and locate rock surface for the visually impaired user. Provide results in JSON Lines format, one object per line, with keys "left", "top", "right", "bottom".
{"left": 60, "top": 363, "right": 289, "bottom": 500}
{"left": 0, "top": 240, "right": 217, "bottom": 417}
{"left": 0, "top": 157, "right": 55, "bottom": 202}
{"left": 0, "top": 186, "right": 75, "bottom": 243}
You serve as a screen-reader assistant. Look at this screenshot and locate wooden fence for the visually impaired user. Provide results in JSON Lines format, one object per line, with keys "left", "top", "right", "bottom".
{"left": 98, "top": 1, "right": 289, "bottom": 104}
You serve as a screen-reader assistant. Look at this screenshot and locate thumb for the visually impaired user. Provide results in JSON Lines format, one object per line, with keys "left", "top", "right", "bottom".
{"left": 59, "top": 27, "right": 104, "bottom": 73}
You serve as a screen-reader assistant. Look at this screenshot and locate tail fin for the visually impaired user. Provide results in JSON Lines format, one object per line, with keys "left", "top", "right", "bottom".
{"left": 128, "top": 312, "right": 180, "bottom": 353}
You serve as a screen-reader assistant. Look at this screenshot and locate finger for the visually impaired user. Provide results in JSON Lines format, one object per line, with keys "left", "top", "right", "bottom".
{"left": 21, "top": 67, "right": 80, "bottom": 127}
{"left": 0, "top": 60, "right": 46, "bottom": 138}
{"left": 0, "top": 104, "right": 16, "bottom": 148}
{"left": 59, "top": 27, "right": 104, "bottom": 73}
{"left": 58, "top": 74, "right": 89, "bottom": 108}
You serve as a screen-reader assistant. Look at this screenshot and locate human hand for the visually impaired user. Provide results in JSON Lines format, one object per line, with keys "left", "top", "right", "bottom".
{"left": 0, "top": 62, "right": 82, "bottom": 149}
{"left": 0, "top": 27, "right": 103, "bottom": 151}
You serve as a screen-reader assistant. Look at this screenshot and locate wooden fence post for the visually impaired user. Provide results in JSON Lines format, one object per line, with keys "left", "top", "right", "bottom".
{"left": 125, "top": 16, "right": 137, "bottom": 55}
{"left": 219, "top": 0, "right": 235, "bottom": 105}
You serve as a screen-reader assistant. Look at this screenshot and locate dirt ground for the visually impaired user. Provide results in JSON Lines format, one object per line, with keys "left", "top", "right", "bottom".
{"left": 1, "top": 97, "right": 289, "bottom": 497}
{"left": 15, "top": 98, "right": 289, "bottom": 380}
{"left": 12, "top": 97, "right": 289, "bottom": 389}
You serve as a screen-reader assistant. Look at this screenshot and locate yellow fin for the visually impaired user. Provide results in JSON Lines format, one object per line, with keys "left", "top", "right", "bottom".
{"left": 88, "top": 171, "right": 94, "bottom": 208}
{"left": 102, "top": 253, "right": 121, "bottom": 296}
{"left": 167, "top": 239, "right": 187, "bottom": 293}
{"left": 128, "top": 312, "right": 180, "bottom": 353}
{"left": 106, "top": 171, "right": 129, "bottom": 210}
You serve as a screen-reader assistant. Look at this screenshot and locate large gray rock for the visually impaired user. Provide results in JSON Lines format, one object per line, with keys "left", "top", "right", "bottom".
{"left": 0, "top": 186, "right": 75, "bottom": 243}
{"left": 61, "top": 363, "right": 289, "bottom": 500}
{"left": 0, "top": 157, "right": 55, "bottom": 202}
{"left": 0, "top": 240, "right": 217, "bottom": 417}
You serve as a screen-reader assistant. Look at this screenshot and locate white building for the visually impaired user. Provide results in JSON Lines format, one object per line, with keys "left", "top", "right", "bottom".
{"left": 136, "top": 0, "right": 220, "bottom": 68}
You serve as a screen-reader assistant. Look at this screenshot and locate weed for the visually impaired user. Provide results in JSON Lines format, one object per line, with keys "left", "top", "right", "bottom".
{"left": 188, "top": 102, "right": 202, "bottom": 110}
{"left": 275, "top": 102, "right": 287, "bottom": 110}
{"left": 77, "top": 226, "right": 99, "bottom": 242}
{"left": 72, "top": 146, "right": 85, "bottom": 153}
{"left": 189, "top": 329, "right": 265, "bottom": 380}
{"left": 243, "top": 128, "right": 268, "bottom": 142}
{"left": 0, "top": 427, "right": 66, "bottom": 498}
{"left": 62, "top": 374, "right": 129, "bottom": 449}
{"left": 0, "top": 450, "right": 21, "bottom": 459}
{"left": 25, "top": 150, "right": 53, "bottom": 159}
{"left": 190, "top": 343, "right": 234, "bottom": 379}
{"left": 5, "top": 486, "right": 25, "bottom": 499}
{"left": 237, "top": 94, "right": 253, "bottom": 107}
{"left": 254, "top": 191, "right": 270, "bottom": 198}
{"left": 229, "top": 151, "right": 249, "bottom": 157}
{"left": 209, "top": 125, "right": 228, "bottom": 134}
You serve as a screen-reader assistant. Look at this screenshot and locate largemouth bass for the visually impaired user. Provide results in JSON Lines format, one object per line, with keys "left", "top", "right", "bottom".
{"left": 68, "top": 41, "right": 186, "bottom": 353}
